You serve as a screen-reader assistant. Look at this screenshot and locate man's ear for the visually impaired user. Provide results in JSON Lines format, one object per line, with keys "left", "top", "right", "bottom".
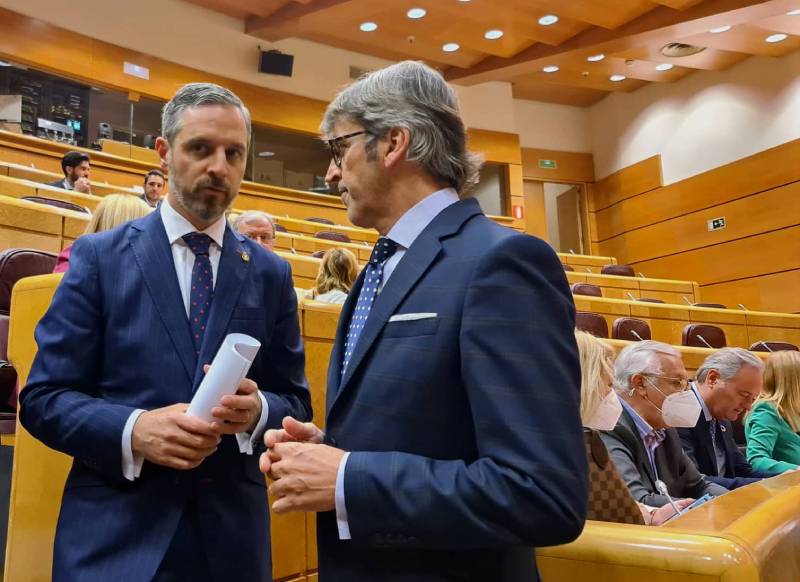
{"left": 707, "top": 369, "right": 720, "bottom": 386}
{"left": 155, "top": 137, "right": 170, "bottom": 173}
{"left": 383, "top": 127, "right": 411, "bottom": 169}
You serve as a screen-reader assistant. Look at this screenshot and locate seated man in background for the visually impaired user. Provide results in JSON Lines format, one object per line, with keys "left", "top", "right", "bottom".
{"left": 678, "top": 348, "right": 779, "bottom": 489}
{"left": 233, "top": 210, "right": 276, "bottom": 251}
{"left": 140, "top": 169, "right": 166, "bottom": 208}
{"left": 46, "top": 150, "right": 91, "bottom": 194}
{"left": 601, "top": 340, "right": 729, "bottom": 507}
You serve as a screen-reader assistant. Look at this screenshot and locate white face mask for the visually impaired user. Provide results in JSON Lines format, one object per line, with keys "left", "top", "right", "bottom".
{"left": 646, "top": 378, "right": 701, "bottom": 428}
{"left": 586, "top": 389, "right": 623, "bottom": 431}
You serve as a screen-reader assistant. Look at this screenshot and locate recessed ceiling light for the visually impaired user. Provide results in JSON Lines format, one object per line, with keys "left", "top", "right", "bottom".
{"left": 442, "top": 43, "right": 460, "bottom": 52}
{"left": 484, "top": 29, "right": 504, "bottom": 40}
{"left": 609, "top": 74, "right": 626, "bottom": 82}
{"left": 709, "top": 25, "right": 731, "bottom": 33}
{"left": 543, "top": 65, "right": 560, "bottom": 73}
{"left": 787, "top": 9, "right": 800, "bottom": 15}
{"left": 359, "top": 22, "right": 378, "bottom": 32}
{"left": 407, "top": 7, "right": 427, "bottom": 19}
{"left": 656, "top": 63, "right": 674, "bottom": 71}
{"left": 766, "top": 33, "right": 788, "bottom": 43}
{"left": 587, "top": 54, "right": 605, "bottom": 62}
{"left": 257, "top": 151, "right": 275, "bottom": 158}
{"left": 538, "top": 14, "right": 559, "bottom": 26}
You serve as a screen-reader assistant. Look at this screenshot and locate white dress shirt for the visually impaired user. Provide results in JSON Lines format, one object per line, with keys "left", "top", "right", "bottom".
{"left": 121, "top": 197, "right": 270, "bottom": 480}
{"left": 335, "top": 187, "right": 459, "bottom": 538}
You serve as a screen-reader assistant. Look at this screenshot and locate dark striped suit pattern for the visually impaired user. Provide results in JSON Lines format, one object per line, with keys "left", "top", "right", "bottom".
{"left": 318, "top": 197, "right": 588, "bottom": 582}
{"left": 20, "top": 210, "right": 312, "bottom": 582}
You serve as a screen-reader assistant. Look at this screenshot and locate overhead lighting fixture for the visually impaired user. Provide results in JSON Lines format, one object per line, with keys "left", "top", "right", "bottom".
{"left": 538, "top": 14, "right": 559, "bottom": 26}
{"left": 543, "top": 65, "right": 560, "bottom": 73}
{"left": 787, "top": 9, "right": 800, "bottom": 15}
{"left": 709, "top": 25, "right": 731, "bottom": 33}
{"left": 359, "top": 22, "right": 378, "bottom": 32}
{"left": 484, "top": 29, "right": 504, "bottom": 40}
{"left": 609, "top": 74, "right": 626, "bottom": 82}
{"left": 442, "top": 43, "right": 460, "bottom": 52}
{"left": 0, "top": 61, "right": 11, "bottom": 67}
{"left": 257, "top": 151, "right": 275, "bottom": 158}
{"left": 407, "top": 7, "right": 427, "bottom": 19}
{"left": 766, "top": 33, "right": 788, "bottom": 43}
{"left": 587, "top": 54, "right": 605, "bottom": 62}
{"left": 656, "top": 63, "right": 674, "bottom": 71}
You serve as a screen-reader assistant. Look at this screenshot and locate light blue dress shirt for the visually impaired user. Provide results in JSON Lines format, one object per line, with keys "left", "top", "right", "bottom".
{"left": 620, "top": 399, "right": 665, "bottom": 482}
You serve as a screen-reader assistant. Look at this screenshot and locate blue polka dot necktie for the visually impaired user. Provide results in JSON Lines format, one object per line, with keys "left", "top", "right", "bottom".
{"left": 182, "top": 232, "right": 215, "bottom": 356}
{"left": 342, "top": 236, "right": 399, "bottom": 374}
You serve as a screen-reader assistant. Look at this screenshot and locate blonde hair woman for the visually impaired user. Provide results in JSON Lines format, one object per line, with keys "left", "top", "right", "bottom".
{"left": 745, "top": 351, "right": 800, "bottom": 473}
{"left": 306, "top": 248, "right": 358, "bottom": 304}
{"left": 54, "top": 194, "right": 152, "bottom": 273}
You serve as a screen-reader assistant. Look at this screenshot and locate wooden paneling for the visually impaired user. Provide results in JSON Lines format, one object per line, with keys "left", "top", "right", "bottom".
{"left": 507, "top": 164, "right": 525, "bottom": 232}
{"left": 466, "top": 129, "right": 521, "bottom": 165}
{"left": 702, "top": 270, "right": 800, "bottom": 315}
{"left": 590, "top": 156, "right": 662, "bottom": 211}
{"left": 523, "top": 180, "right": 547, "bottom": 238}
{"left": 521, "top": 148, "right": 594, "bottom": 182}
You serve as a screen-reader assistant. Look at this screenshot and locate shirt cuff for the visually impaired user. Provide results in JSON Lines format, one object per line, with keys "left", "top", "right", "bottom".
{"left": 236, "top": 391, "right": 269, "bottom": 455}
{"left": 335, "top": 451, "right": 351, "bottom": 540}
{"left": 122, "top": 409, "right": 146, "bottom": 481}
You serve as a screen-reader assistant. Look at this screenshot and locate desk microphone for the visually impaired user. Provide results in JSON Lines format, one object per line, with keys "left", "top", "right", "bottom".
{"left": 696, "top": 334, "right": 714, "bottom": 349}
{"left": 655, "top": 479, "right": 683, "bottom": 517}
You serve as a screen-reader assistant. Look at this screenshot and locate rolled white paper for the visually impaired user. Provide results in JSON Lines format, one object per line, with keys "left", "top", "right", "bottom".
{"left": 186, "top": 333, "right": 261, "bottom": 422}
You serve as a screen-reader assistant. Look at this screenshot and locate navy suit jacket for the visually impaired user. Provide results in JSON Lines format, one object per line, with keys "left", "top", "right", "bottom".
{"left": 318, "top": 198, "right": 588, "bottom": 582}
{"left": 20, "top": 210, "right": 312, "bottom": 582}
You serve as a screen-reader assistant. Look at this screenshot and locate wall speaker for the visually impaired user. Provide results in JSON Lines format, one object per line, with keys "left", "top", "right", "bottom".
{"left": 259, "top": 50, "right": 294, "bottom": 77}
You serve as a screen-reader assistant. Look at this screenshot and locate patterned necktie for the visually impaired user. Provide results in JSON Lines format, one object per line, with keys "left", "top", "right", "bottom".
{"left": 709, "top": 419, "right": 720, "bottom": 473}
{"left": 341, "top": 236, "right": 399, "bottom": 374}
{"left": 182, "top": 232, "right": 215, "bottom": 356}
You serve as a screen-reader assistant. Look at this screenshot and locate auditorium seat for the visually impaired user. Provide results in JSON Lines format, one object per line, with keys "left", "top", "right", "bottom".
{"left": 311, "top": 250, "right": 326, "bottom": 259}
{"left": 749, "top": 341, "right": 799, "bottom": 353}
{"left": 682, "top": 324, "right": 727, "bottom": 349}
{"left": 693, "top": 302, "right": 727, "bottom": 309}
{"left": 562, "top": 264, "right": 574, "bottom": 272}
{"left": 635, "top": 297, "right": 665, "bottom": 304}
{"left": 315, "top": 230, "right": 352, "bottom": 243}
{"left": 273, "top": 223, "right": 288, "bottom": 233}
{"left": 612, "top": 317, "right": 651, "bottom": 342}
{"left": 576, "top": 312, "right": 609, "bottom": 338}
{"left": 571, "top": 283, "right": 602, "bottom": 297}
{"left": 305, "top": 217, "right": 335, "bottom": 225}
{"left": 601, "top": 264, "right": 635, "bottom": 277}
{"left": 22, "top": 195, "right": 91, "bottom": 214}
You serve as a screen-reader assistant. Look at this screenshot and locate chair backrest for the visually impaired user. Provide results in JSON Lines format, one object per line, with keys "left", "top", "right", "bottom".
{"left": 692, "top": 302, "right": 727, "bottom": 309}
{"left": 576, "top": 312, "right": 609, "bottom": 338}
{"left": 310, "top": 250, "right": 326, "bottom": 259}
{"left": 682, "top": 324, "right": 727, "bottom": 349}
{"left": 571, "top": 283, "right": 602, "bottom": 297}
{"left": 305, "top": 217, "right": 335, "bottom": 225}
{"left": 601, "top": 264, "right": 635, "bottom": 277}
{"left": 749, "top": 341, "right": 799, "bottom": 353}
{"left": 612, "top": 317, "right": 652, "bottom": 342}
{"left": 562, "top": 264, "right": 574, "bottom": 272}
{"left": 0, "top": 249, "right": 58, "bottom": 314}
{"left": 273, "top": 223, "right": 288, "bottom": 233}
{"left": 636, "top": 297, "right": 665, "bottom": 304}
{"left": 22, "top": 196, "right": 91, "bottom": 214}
{"left": 315, "top": 230, "right": 352, "bottom": 243}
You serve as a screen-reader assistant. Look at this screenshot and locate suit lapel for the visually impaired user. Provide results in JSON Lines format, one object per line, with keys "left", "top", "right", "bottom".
{"left": 326, "top": 269, "right": 363, "bottom": 414}
{"left": 129, "top": 212, "right": 196, "bottom": 384}
{"left": 696, "top": 416, "right": 718, "bottom": 474}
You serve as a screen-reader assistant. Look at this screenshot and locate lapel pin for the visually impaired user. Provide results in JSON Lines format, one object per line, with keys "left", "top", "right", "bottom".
{"left": 238, "top": 249, "right": 250, "bottom": 263}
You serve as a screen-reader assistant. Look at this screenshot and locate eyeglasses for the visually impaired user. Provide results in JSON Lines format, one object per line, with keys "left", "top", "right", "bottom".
{"left": 642, "top": 374, "right": 689, "bottom": 392}
{"left": 325, "top": 130, "right": 370, "bottom": 168}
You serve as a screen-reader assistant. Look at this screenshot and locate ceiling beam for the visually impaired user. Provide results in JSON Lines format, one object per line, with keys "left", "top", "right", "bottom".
{"left": 245, "top": 0, "right": 351, "bottom": 40}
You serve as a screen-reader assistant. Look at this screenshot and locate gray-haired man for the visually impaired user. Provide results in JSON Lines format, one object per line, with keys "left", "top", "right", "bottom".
{"left": 233, "top": 210, "right": 277, "bottom": 251}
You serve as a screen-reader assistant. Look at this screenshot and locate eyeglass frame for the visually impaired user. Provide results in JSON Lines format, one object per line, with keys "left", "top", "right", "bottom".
{"left": 325, "top": 130, "right": 371, "bottom": 168}
{"left": 641, "top": 373, "right": 690, "bottom": 392}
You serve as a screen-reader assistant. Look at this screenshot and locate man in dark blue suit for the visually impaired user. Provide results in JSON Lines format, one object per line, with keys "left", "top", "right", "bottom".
{"left": 678, "top": 348, "right": 778, "bottom": 489}
{"left": 20, "top": 83, "right": 311, "bottom": 582}
{"left": 261, "top": 61, "right": 588, "bottom": 581}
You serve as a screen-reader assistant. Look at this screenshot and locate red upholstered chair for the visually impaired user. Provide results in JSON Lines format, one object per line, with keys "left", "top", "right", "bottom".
{"left": 315, "top": 231, "right": 352, "bottom": 243}
{"left": 22, "top": 196, "right": 91, "bottom": 214}
{"left": 601, "top": 264, "right": 635, "bottom": 277}
{"left": 749, "top": 341, "right": 799, "bottom": 353}
{"left": 562, "top": 264, "right": 574, "bottom": 272}
{"left": 612, "top": 317, "right": 652, "bottom": 342}
{"left": 692, "top": 302, "right": 727, "bottom": 309}
{"left": 571, "top": 283, "right": 602, "bottom": 297}
{"left": 682, "top": 324, "right": 727, "bottom": 349}
{"left": 273, "top": 223, "right": 288, "bottom": 233}
{"left": 306, "top": 217, "right": 335, "bottom": 225}
{"left": 576, "top": 312, "right": 609, "bottom": 338}
{"left": 636, "top": 297, "right": 665, "bottom": 304}
{"left": 310, "top": 250, "right": 326, "bottom": 259}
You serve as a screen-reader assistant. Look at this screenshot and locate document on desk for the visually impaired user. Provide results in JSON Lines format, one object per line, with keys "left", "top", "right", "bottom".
{"left": 186, "top": 333, "right": 261, "bottom": 422}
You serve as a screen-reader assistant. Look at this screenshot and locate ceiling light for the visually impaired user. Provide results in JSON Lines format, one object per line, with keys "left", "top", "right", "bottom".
{"left": 442, "top": 43, "right": 460, "bottom": 52}
{"left": 709, "top": 25, "right": 731, "bottom": 33}
{"left": 766, "top": 33, "right": 788, "bottom": 43}
{"left": 538, "top": 14, "right": 559, "bottom": 26}
{"left": 656, "top": 63, "right": 674, "bottom": 71}
{"left": 0, "top": 61, "right": 11, "bottom": 67}
{"left": 407, "top": 7, "right": 426, "bottom": 19}
{"left": 257, "top": 151, "right": 275, "bottom": 158}
{"left": 359, "top": 22, "right": 378, "bottom": 32}
{"left": 609, "top": 74, "right": 626, "bottom": 82}
{"left": 484, "top": 29, "right": 504, "bottom": 40}
{"left": 587, "top": 54, "right": 605, "bottom": 62}
{"left": 787, "top": 9, "right": 800, "bottom": 15}
{"left": 543, "top": 65, "right": 559, "bottom": 73}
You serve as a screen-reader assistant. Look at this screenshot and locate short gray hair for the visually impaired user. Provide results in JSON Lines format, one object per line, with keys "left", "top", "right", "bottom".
{"left": 162, "top": 83, "right": 252, "bottom": 146}
{"left": 696, "top": 347, "right": 764, "bottom": 383}
{"left": 233, "top": 210, "right": 276, "bottom": 238}
{"left": 320, "top": 61, "right": 483, "bottom": 194}
{"left": 614, "top": 340, "right": 681, "bottom": 395}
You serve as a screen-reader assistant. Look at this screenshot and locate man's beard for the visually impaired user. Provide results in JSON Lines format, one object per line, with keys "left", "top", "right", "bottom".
{"left": 169, "top": 170, "right": 232, "bottom": 223}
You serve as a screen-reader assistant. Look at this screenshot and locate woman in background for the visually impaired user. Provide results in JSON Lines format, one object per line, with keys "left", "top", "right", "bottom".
{"left": 305, "top": 248, "right": 357, "bottom": 304}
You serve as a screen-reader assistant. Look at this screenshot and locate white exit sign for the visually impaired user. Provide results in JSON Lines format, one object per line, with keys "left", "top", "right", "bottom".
{"left": 707, "top": 217, "right": 726, "bottom": 231}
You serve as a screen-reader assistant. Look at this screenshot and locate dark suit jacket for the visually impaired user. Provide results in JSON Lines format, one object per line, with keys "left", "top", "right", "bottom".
{"left": 45, "top": 178, "right": 69, "bottom": 189}
{"left": 318, "top": 198, "right": 588, "bottom": 582}
{"left": 601, "top": 407, "right": 728, "bottom": 507}
{"left": 20, "top": 210, "right": 312, "bottom": 582}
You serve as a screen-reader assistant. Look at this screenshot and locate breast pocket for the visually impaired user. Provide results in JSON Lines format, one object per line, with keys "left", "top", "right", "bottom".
{"left": 382, "top": 317, "right": 440, "bottom": 338}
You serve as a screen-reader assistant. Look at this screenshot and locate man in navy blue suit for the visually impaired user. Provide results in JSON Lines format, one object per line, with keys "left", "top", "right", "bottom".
{"left": 261, "top": 61, "right": 588, "bottom": 581}
{"left": 20, "top": 83, "right": 311, "bottom": 582}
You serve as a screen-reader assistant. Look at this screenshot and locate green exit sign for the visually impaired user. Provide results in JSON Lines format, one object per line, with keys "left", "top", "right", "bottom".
{"left": 538, "top": 159, "right": 557, "bottom": 169}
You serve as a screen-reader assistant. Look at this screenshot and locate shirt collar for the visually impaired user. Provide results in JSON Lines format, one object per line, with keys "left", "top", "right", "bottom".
{"left": 62, "top": 179, "right": 73, "bottom": 191}
{"left": 386, "top": 188, "right": 459, "bottom": 249}
{"left": 691, "top": 382, "right": 714, "bottom": 422}
{"left": 160, "top": 196, "right": 227, "bottom": 249}
{"left": 621, "top": 398, "right": 665, "bottom": 444}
